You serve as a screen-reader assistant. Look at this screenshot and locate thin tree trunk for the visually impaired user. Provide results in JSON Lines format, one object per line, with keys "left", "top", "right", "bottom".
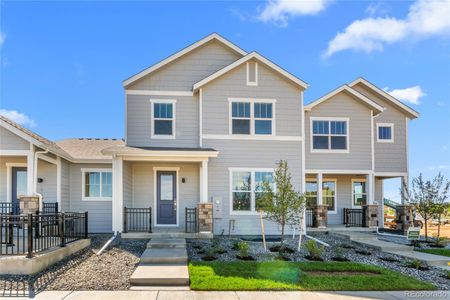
{"left": 424, "top": 215, "right": 428, "bottom": 241}
{"left": 281, "top": 223, "right": 285, "bottom": 245}
{"left": 438, "top": 215, "right": 441, "bottom": 239}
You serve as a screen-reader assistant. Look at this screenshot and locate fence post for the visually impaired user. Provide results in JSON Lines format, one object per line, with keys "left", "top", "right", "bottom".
{"left": 7, "top": 212, "right": 13, "bottom": 245}
{"left": 34, "top": 210, "right": 40, "bottom": 238}
{"left": 55, "top": 202, "right": 59, "bottom": 213}
{"left": 84, "top": 211, "right": 88, "bottom": 239}
{"left": 27, "top": 213, "right": 33, "bottom": 258}
{"left": 123, "top": 207, "right": 128, "bottom": 233}
{"left": 59, "top": 212, "right": 66, "bottom": 247}
{"left": 148, "top": 207, "right": 152, "bottom": 233}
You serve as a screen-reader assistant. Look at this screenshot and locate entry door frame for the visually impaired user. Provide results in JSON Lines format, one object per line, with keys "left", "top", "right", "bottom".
{"left": 153, "top": 167, "right": 180, "bottom": 227}
{"left": 6, "top": 163, "right": 27, "bottom": 204}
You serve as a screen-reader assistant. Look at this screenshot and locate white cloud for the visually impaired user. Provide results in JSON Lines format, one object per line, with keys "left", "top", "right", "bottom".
{"left": 324, "top": 0, "right": 450, "bottom": 57}
{"left": 384, "top": 85, "right": 426, "bottom": 105}
{"left": 365, "top": 2, "right": 389, "bottom": 16}
{"left": 258, "top": 0, "right": 329, "bottom": 27}
{"left": 0, "top": 31, "right": 5, "bottom": 47}
{"left": 0, "top": 109, "right": 36, "bottom": 127}
{"left": 428, "top": 165, "right": 450, "bottom": 171}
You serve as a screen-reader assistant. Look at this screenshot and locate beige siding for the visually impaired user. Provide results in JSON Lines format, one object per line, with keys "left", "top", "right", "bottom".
{"left": 305, "top": 92, "right": 372, "bottom": 171}
{"left": 37, "top": 160, "right": 57, "bottom": 203}
{"left": 127, "top": 40, "right": 242, "bottom": 91}
{"left": 123, "top": 161, "right": 133, "bottom": 208}
{"left": 126, "top": 94, "right": 199, "bottom": 147}
{"left": 0, "top": 127, "right": 29, "bottom": 150}
{"left": 0, "top": 156, "right": 27, "bottom": 202}
{"left": 60, "top": 159, "right": 71, "bottom": 211}
{"left": 202, "top": 61, "right": 303, "bottom": 136}
{"left": 352, "top": 83, "right": 408, "bottom": 173}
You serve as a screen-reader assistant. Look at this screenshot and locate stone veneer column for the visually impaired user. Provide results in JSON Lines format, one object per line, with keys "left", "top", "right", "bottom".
{"left": 363, "top": 205, "right": 379, "bottom": 228}
{"left": 19, "top": 196, "right": 40, "bottom": 214}
{"left": 396, "top": 205, "right": 414, "bottom": 234}
{"left": 197, "top": 203, "right": 213, "bottom": 233}
{"left": 312, "top": 205, "right": 328, "bottom": 228}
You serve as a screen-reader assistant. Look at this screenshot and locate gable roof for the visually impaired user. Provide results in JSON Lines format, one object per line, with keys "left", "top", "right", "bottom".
{"left": 304, "top": 85, "right": 385, "bottom": 114}
{"left": 123, "top": 33, "right": 247, "bottom": 88}
{"left": 349, "top": 77, "right": 419, "bottom": 119}
{"left": 193, "top": 51, "right": 308, "bottom": 91}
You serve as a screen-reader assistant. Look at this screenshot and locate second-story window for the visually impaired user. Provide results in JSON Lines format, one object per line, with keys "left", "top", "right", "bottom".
{"left": 254, "top": 103, "right": 272, "bottom": 135}
{"left": 151, "top": 100, "right": 176, "bottom": 138}
{"left": 231, "top": 102, "right": 251, "bottom": 134}
{"left": 377, "top": 123, "right": 394, "bottom": 143}
{"left": 230, "top": 99, "right": 274, "bottom": 136}
{"left": 311, "top": 118, "right": 348, "bottom": 152}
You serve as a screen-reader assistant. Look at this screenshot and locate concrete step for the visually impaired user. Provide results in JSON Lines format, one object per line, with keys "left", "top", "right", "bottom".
{"left": 122, "top": 232, "right": 213, "bottom": 239}
{"left": 130, "top": 263, "right": 189, "bottom": 286}
{"left": 129, "top": 285, "right": 190, "bottom": 291}
{"left": 140, "top": 248, "right": 188, "bottom": 264}
{"left": 147, "top": 238, "right": 186, "bottom": 249}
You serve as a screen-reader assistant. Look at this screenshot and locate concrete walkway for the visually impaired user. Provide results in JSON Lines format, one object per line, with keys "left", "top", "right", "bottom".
{"left": 334, "top": 232, "right": 450, "bottom": 270}
{"left": 1, "top": 290, "right": 447, "bottom": 300}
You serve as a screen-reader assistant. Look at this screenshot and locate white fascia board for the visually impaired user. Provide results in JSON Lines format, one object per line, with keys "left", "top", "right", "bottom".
{"left": 123, "top": 33, "right": 247, "bottom": 87}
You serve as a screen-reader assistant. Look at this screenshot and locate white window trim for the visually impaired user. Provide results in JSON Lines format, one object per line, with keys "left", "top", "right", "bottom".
{"left": 81, "top": 168, "right": 112, "bottom": 201}
{"left": 351, "top": 178, "right": 367, "bottom": 208}
{"left": 376, "top": 123, "right": 394, "bottom": 143}
{"left": 228, "top": 98, "right": 276, "bottom": 137}
{"left": 229, "top": 167, "right": 274, "bottom": 216}
{"left": 150, "top": 99, "right": 176, "bottom": 139}
{"left": 310, "top": 117, "right": 350, "bottom": 154}
{"left": 246, "top": 62, "right": 258, "bottom": 86}
{"left": 153, "top": 167, "right": 180, "bottom": 227}
{"left": 306, "top": 178, "right": 337, "bottom": 214}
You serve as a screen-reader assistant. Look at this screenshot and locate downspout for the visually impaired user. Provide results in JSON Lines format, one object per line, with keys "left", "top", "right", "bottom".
{"left": 34, "top": 149, "right": 49, "bottom": 211}
{"left": 96, "top": 232, "right": 118, "bottom": 255}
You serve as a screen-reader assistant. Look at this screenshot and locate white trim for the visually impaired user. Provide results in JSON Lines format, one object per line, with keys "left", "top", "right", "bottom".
{"left": 405, "top": 116, "right": 409, "bottom": 175}
{"left": 56, "top": 157, "right": 61, "bottom": 210}
{"left": 200, "top": 161, "right": 208, "bottom": 203}
{"left": 228, "top": 167, "right": 275, "bottom": 216}
{"left": 202, "top": 135, "right": 302, "bottom": 141}
{"left": 81, "top": 168, "right": 113, "bottom": 201}
{"left": 38, "top": 154, "right": 57, "bottom": 165}
{"left": 348, "top": 77, "right": 419, "bottom": 119}
{"left": 6, "top": 162, "right": 28, "bottom": 204}
{"left": 375, "top": 172, "right": 408, "bottom": 177}
{"left": 351, "top": 178, "right": 367, "bottom": 208}
{"left": 0, "top": 150, "right": 30, "bottom": 156}
{"left": 246, "top": 61, "right": 258, "bottom": 86}
{"left": 193, "top": 52, "right": 308, "bottom": 90}
{"left": 112, "top": 158, "right": 123, "bottom": 232}
{"left": 304, "top": 85, "right": 384, "bottom": 113}
{"left": 376, "top": 123, "right": 394, "bottom": 143}
{"left": 199, "top": 88, "right": 203, "bottom": 147}
{"left": 317, "top": 173, "right": 323, "bottom": 205}
{"left": 308, "top": 177, "right": 337, "bottom": 214}
{"left": 27, "top": 145, "right": 34, "bottom": 195}
{"left": 126, "top": 90, "right": 194, "bottom": 97}
{"left": 306, "top": 169, "right": 373, "bottom": 174}
{"left": 310, "top": 117, "right": 350, "bottom": 154}
{"left": 371, "top": 111, "right": 375, "bottom": 172}
{"left": 124, "top": 91, "right": 128, "bottom": 144}
{"left": 150, "top": 99, "right": 176, "bottom": 139}
{"left": 123, "top": 33, "right": 247, "bottom": 87}
{"left": 153, "top": 167, "right": 180, "bottom": 227}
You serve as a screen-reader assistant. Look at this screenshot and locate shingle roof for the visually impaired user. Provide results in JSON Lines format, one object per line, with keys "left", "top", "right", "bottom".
{"left": 56, "top": 138, "right": 125, "bottom": 160}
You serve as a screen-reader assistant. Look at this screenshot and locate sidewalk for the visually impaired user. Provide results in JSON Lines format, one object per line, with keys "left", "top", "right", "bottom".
{"left": 1, "top": 290, "right": 448, "bottom": 300}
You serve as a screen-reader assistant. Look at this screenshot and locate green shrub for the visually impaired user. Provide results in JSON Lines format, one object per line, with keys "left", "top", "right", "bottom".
{"left": 434, "top": 237, "right": 448, "bottom": 248}
{"left": 404, "top": 259, "right": 430, "bottom": 271}
{"left": 445, "top": 270, "right": 450, "bottom": 280}
{"left": 237, "top": 241, "right": 250, "bottom": 257}
{"left": 306, "top": 240, "right": 324, "bottom": 260}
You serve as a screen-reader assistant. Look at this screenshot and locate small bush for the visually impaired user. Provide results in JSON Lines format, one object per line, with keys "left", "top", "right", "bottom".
{"left": 444, "top": 270, "right": 450, "bottom": 280}
{"left": 331, "top": 245, "right": 350, "bottom": 262}
{"left": 237, "top": 241, "right": 250, "bottom": 257}
{"left": 201, "top": 247, "right": 218, "bottom": 261}
{"left": 403, "top": 259, "right": 430, "bottom": 271}
{"left": 305, "top": 240, "right": 324, "bottom": 261}
{"left": 433, "top": 237, "right": 448, "bottom": 248}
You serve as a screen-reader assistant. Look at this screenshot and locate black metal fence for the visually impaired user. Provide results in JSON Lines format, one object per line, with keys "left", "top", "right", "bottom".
{"left": 42, "top": 202, "right": 59, "bottom": 214}
{"left": 343, "top": 208, "right": 366, "bottom": 227}
{"left": 0, "top": 202, "right": 58, "bottom": 216}
{"left": 123, "top": 207, "right": 152, "bottom": 233}
{"left": 185, "top": 207, "right": 198, "bottom": 233}
{"left": 305, "top": 209, "right": 313, "bottom": 227}
{"left": 0, "top": 212, "right": 88, "bottom": 257}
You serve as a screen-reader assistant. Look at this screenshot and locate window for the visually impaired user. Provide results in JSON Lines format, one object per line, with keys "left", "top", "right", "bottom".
{"left": 305, "top": 181, "right": 318, "bottom": 208}
{"left": 311, "top": 118, "right": 348, "bottom": 152}
{"left": 82, "top": 169, "right": 112, "bottom": 200}
{"left": 151, "top": 100, "right": 176, "bottom": 138}
{"left": 246, "top": 61, "right": 258, "bottom": 86}
{"left": 230, "top": 169, "right": 274, "bottom": 213}
{"left": 352, "top": 180, "right": 367, "bottom": 207}
{"left": 322, "top": 180, "right": 336, "bottom": 212}
{"left": 377, "top": 123, "right": 394, "bottom": 143}
{"left": 230, "top": 99, "right": 274, "bottom": 136}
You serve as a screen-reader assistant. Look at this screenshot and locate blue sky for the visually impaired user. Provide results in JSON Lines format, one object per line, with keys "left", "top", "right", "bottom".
{"left": 1, "top": 0, "right": 449, "bottom": 201}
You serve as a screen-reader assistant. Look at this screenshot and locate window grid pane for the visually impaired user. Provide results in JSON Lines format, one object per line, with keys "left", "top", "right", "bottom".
{"left": 313, "top": 120, "right": 347, "bottom": 150}
{"left": 378, "top": 126, "right": 392, "bottom": 140}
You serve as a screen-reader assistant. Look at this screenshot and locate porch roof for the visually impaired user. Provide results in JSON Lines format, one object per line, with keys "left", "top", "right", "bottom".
{"left": 101, "top": 145, "right": 219, "bottom": 159}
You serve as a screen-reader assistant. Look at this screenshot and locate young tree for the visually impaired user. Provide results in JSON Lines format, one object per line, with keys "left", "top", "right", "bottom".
{"left": 402, "top": 173, "right": 450, "bottom": 241}
{"left": 429, "top": 174, "right": 450, "bottom": 239}
{"left": 259, "top": 160, "right": 306, "bottom": 245}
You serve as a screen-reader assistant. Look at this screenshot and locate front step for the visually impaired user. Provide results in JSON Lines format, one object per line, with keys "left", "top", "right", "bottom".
{"left": 130, "top": 263, "right": 189, "bottom": 286}
{"left": 140, "top": 248, "right": 188, "bottom": 264}
{"left": 147, "top": 238, "right": 186, "bottom": 249}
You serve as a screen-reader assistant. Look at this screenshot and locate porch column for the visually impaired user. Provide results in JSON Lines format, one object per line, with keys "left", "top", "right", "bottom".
{"left": 401, "top": 175, "right": 409, "bottom": 204}
{"left": 56, "top": 156, "right": 61, "bottom": 211}
{"left": 366, "top": 174, "right": 374, "bottom": 205}
{"left": 112, "top": 156, "right": 123, "bottom": 233}
{"left": 200, "top": 160, "right": 208, "bottom": 203}
{"left": 26, "top": 145, "right": 35, "bottom": 195}
{"left": 316, "top": 173, "right": 323, "bottom": 205}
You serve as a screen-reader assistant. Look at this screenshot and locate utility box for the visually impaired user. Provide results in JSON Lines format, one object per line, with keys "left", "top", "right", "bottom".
{"left": 212, "top": 196, "right": 223, "bottom": 219}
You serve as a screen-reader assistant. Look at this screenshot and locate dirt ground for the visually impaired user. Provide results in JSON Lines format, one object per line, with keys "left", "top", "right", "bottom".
{"left": 421, "top": 223, "right": 450, "bottom": 238}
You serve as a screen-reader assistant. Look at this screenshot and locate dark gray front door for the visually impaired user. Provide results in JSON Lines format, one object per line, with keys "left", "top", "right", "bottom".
{"left": 12, "top": 167, "right": 27, "bottom": 214}
{"left": 156, "top": 171, "right": 177, "bottom": 225}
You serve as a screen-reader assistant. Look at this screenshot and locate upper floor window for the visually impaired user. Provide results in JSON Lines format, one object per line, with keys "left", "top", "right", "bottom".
{"left": 311, "top": 118, "right": 348, "bottom": 152}
{"left": 230, "top": 99, "right": 275, "bottom": 136}
{"left": 246, "top": 61, "right": 258, "bottom": 86}
{"left": 82, "top": 169, "right": 112, "bottom": 201}
{"left": 352, "top": 179, "right": 367, "bottom": 207}
{"left": 377, "top": 123, "right": 394, "bottom": 143}
{"left": 151, "top": 99, "right": 176, "bottom": 139}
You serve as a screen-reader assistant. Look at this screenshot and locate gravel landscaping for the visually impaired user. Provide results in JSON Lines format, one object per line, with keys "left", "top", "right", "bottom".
{"left": 0, "top": 235, "right": 147, "bottom": 296}
{"left": 187, "top": 232, "right": 450, "bottom": 290}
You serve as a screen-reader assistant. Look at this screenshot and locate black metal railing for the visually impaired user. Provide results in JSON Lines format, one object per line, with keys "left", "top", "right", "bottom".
{"left": 42, "top": 202, "right": 59, "bottom": 214}
{"left": 0, "top": 202, "right": 19, "bottom": 215}
{"left": 123, "top": 207, "right": 152, "bottom": 233}
{"left": 185, "top": 207, "right": 198, "bottom": 233}
{"left": 305, "top": 209, "right": 313, "bottom": 227}
{"left": 343, "top": 208, "right": 366, "bottom": 227}
{"left": 0, "top": 211, "right": 88, "bottom": 257}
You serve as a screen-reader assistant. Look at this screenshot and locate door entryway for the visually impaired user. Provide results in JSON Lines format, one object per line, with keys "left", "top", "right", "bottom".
{"left": 156, "top": 171, "right": 177, "bottom": 225}
{"left": 12, "top": 167, "right": 27, "bottom": 214}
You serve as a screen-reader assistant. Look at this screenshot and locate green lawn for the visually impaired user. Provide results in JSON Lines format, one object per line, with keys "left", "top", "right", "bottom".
{"left": 417, "top": 248, "right": 450, "bottom": 257}
{"left": 189, "top": 261, "right": 435, "bottom": 291}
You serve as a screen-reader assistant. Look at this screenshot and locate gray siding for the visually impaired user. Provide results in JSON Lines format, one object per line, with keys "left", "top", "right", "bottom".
{"left": 69, "top": 163, "right": 112, "bottom": 233}
{"left": 305, "top": 92, "right": 372, "bottom": 171}
{"left": 352, "top": 84, "right": 408, "bottom": 173}
{"left": 36, "top": 160, "right": 57, "bottom": 203}
{"left": 202, "top": 61, "right": 303, "bottom": 136}
{"left": 127, "top": 40, "right": 242, "bottom": 91}
{"left": 126, "top": 95, "right": 199, "bottom": 147}
{"left": 0, "top": 156, "right": 27, "bottom": 202}
{"left": 123, "top": 161, "right": 133, "bottom": 208}
{"left": 0, "top": 127, "right": 29, "bottom": 150}
{"left": 60, "top": 159, "right": 71, "bottom": 211}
